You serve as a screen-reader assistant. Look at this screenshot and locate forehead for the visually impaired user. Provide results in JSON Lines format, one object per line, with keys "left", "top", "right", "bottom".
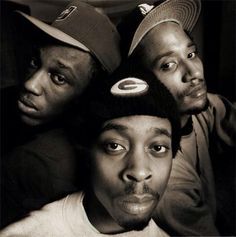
{"left": 39, "top": 45, "right": 93, "bottom": 67}
{"left": 138, "top": 22, "right": 192, "bottom": 63}
{"left": 102, "top": 115, "right": 171, "bottom": 138}
{"left": 144, "top": 22, "right": 186, "bottom": 41}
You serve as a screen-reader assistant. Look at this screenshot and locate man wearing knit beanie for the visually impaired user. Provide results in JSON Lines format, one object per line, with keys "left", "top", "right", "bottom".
{"left": 0, "top": 65, "right": 181, "bottom": 236}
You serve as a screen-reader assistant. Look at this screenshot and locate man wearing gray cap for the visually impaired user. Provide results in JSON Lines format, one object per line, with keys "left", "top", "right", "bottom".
{"left": 1, "top": 0, "right": 120, "bottom": 228}
{"left": 118, "top": 0, "right": 236, "bottom": 236}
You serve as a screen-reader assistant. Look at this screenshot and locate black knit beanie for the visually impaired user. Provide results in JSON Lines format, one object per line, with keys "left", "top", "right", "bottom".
{"left": 80, "top": 62, "right": 181, "bottom": 157}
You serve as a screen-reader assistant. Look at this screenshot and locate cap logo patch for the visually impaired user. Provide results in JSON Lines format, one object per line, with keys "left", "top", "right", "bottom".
{"left": 138, "top": 3, "right": 154, "bottom": 16}
{"left": 111, "top": 78, "right": 149, "bottom": 97}
{"left": 56, "top": 6, "right": 77, "bottom": 21}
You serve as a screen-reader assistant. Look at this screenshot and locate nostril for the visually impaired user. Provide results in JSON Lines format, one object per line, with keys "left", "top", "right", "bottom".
{"left": 145, "top": 174, "right": 152, "bottom": 180}
{"left": 126, "top": 174, "right": 137, "bottom": 182}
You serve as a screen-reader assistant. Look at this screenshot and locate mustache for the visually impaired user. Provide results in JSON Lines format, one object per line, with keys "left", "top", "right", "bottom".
{"left": 178, "top": 79, "right": 206, "bottom": 98}
{"left": 124, "top": 183, "right": 160, "bottom": 200}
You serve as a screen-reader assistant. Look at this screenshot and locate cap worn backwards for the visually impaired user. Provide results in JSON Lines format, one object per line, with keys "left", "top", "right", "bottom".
{"left": 118, "top": 0, "right": 201, "bottom": 56}
{"left": 16, "top": 0, "right": 121, "bottom": 73}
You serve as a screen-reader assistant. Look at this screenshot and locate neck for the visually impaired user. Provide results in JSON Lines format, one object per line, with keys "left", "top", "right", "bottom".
{"left": 181, "top": 114, "right": 191, "bottom": 128}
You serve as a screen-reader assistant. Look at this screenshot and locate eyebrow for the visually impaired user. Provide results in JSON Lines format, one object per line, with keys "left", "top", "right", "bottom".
{"left": 101, "top": 122, "right": 171, "bottom": 138}
{"left": 56, "top": 60, "right": 76, "bottom": 77}
{"left": 152, "top": 51, "right": 173, "bottom": 67}
{"left": 101, "top": 123, "right": 128, "bottom": 133}
{"left": 152, "top": 128, "right": 171, "bottom": 138}
{"left": 151, "top": 42, "right": 197, "bottom": 68}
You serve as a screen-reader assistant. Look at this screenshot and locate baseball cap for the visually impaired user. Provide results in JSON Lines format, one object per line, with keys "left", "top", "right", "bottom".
{"left": 16, "top": 0, "right": 121, "bottom": 73}
{"left": 118, "top": 0, "right": 201, "bottom": 56}
{"left": 83, "top": 62, "right": 181, "bottom": 155}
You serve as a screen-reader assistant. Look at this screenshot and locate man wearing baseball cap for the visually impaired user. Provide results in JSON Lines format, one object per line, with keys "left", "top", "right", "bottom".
{"left": 1, "top": 0, "right": 121, "bottom": 228}
{"left": 118, "top": 0, "right": 236, "bottom": 236}
{"left": 0, "top": 64, "right": 181, "bottom": 237}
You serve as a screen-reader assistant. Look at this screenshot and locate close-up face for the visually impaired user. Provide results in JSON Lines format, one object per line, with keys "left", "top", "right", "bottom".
{"left": 90, "top": 115, "right": 172, "bottom": 233}
{"left": 138, "top": 22, "right": 207, "bottom": 115}
{"left": 18, "top": 45, "right": 94, "bottom": 126}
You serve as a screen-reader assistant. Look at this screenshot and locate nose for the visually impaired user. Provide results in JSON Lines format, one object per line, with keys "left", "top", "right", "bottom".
{"left": 122, "top": 149, "right": 152, "bottom": 183}
{"left": 182, "top": 60, "right": 202, "bottom": 83}
{"left": 24, "top": 70, "right": 44, "bottom": 96}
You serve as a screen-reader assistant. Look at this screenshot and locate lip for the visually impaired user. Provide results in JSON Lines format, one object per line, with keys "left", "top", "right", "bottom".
{"left": 18, "top": 96, "right": 38, "bottom": 114}
{"left": 186, "top": 85, "right": 207, "bottom": 99}
{"left": 118, "top": 195, "right": 156, "bottom": 215}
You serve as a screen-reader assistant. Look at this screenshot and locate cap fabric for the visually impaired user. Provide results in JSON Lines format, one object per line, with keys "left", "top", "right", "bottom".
{"left": 16, "top": 0, "right": 121, "bottom": 73}
{"left": 83, "top": 63, "right": 181, "bottom": 155}
{"left": 118, "top": 0, "right": 201, "bottom": 56}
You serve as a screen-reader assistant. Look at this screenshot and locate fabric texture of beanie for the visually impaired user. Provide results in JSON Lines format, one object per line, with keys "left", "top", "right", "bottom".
{"left": 82, "top": 62, "right": 181, "bottom": 155}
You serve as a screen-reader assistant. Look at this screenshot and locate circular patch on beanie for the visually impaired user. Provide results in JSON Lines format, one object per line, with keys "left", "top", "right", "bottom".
{"left": 111, "top": 78, "right": 149, "bottom": 97}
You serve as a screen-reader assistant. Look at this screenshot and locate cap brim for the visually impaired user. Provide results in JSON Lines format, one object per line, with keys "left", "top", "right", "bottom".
{"left": 16, "top": 11, "right": 90, "bottom": 53}
{"left": 129, "top": 0, "right": 201, "bottom": 55}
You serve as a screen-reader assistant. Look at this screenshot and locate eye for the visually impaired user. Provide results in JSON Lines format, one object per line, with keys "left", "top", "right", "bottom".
{"left": 103, "top": 142, "right": 125, "bottom": 155}
{"left": 149, "top": 143, "right": 169, "bottom": 157}
{"left": 188, "top": 49, "right": 198, "bottom": 59}
{"left": 50, "top": 73, "right": 67, "bottom": 85}
{"left": 152, "top": 145, "right": 166, "bottom": 153}
{"left": 160, "top": 62, "right": 176, "bottom": 71}
{"left": 29, "top": 57, "right": 39, "bottom": 69}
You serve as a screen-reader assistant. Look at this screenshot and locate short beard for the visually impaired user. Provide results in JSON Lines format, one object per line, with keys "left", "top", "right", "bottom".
{"left": 184, "top": 99, "right": 209, "bottom": 115}
{"left": 117, "top": 217, "right": 150, "bottom": 231}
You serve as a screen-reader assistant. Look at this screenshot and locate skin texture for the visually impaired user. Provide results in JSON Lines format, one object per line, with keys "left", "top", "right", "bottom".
{"left": 137, "top": 22, "right": 207, "bottom": 126}
{"left": 85, "top": 115, "right": 173, "bottom": 234}
{"left": 18, "top": 45, "right": 94, "bottom": 126}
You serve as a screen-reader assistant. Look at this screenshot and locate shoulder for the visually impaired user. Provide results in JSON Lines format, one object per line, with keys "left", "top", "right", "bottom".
{"left": 0, "top": 196, "right": 70, "bottom": 237}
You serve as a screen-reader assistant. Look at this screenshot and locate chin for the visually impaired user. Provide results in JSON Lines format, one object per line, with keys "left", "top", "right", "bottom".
{"left": 116, "top": 214, "right": 151, "bottom": 231}
{"left": 21, "top": 114, "right": 44, "bottom": 127}
{"left": 183, "top": 96, "right": 209, "bottom": 115}
{"left": 185, "top": 100, "right": 209, "bottom": 115}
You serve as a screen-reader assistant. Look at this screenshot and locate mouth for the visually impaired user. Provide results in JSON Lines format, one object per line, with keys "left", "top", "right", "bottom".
{"left": 186, "top": 84, "right": 207, "bottom": 99}
{"left": 18, "top": 96, "right": 38, "bottom": 114}
{"left": 118, "top": 195, "right": 156, "bottom": 215}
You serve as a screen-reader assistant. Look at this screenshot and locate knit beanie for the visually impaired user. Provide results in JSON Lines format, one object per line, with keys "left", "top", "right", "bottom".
{"left": 80, "top": 62, "right": 181, "bottom": 156}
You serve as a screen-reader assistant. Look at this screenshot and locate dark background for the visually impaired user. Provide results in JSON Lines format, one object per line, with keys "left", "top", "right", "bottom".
{"left": 1, "top": 0, "right": 235, "bottom": 235}
{"left": 1, "top": 0, "right": 236, "bottom": 101}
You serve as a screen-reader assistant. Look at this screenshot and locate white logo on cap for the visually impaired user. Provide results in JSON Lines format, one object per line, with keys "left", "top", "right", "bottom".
{"left": 138, "top": 3, "right": 154, "bottom": 16}
{"left": 56, "top": 6, "right": 77, "bottom": 21}
{"left": 111, "top": 78, "right": 149, "bottom": 97}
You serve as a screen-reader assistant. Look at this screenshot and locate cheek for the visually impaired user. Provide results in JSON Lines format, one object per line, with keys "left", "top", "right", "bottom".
{"left": 44, "top": 87, "right": 78, "bottom": 112}
{"left": 90, "top": 155, "right": 120, "bottom": 193}
{"left": 153, "top": 72, "right": 181, "bottom": 99}
{"left": 152, "top": 159, "right": 172, "bottom": 194}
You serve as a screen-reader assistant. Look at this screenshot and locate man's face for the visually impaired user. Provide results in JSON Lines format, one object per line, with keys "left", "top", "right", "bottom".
{"left": 90, "top": 115, "right": 172, "bottom": 233}
{"left": 18, "top": 45, "right": 93, "bottom": 126}
{"left": 138, "top": 22, "right": 207, "bottom": 115}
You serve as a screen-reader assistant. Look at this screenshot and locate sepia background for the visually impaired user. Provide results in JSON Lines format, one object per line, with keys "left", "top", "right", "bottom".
{"left": 1, "top": 0, "right": 235, "bottom": 235}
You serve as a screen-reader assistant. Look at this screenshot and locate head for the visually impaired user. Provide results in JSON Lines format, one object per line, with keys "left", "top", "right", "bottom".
{"left": 79, "top": 66, "right": 181, "bottom": 233}
{"left": 16, "top": 0, "right": 121, "bottom": 126}
{"left": 119, "top": 0, "right": 207, "bottom": 117}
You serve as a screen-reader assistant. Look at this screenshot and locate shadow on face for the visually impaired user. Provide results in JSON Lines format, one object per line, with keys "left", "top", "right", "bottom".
{"left": 134, "top": 22, "right": 207, "bottom": 115}
{"left": 85, "top": 115, "right": 173, "bottom": 234}
{"left": 18, "top": 44, "right": 94, "bottom": 126}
